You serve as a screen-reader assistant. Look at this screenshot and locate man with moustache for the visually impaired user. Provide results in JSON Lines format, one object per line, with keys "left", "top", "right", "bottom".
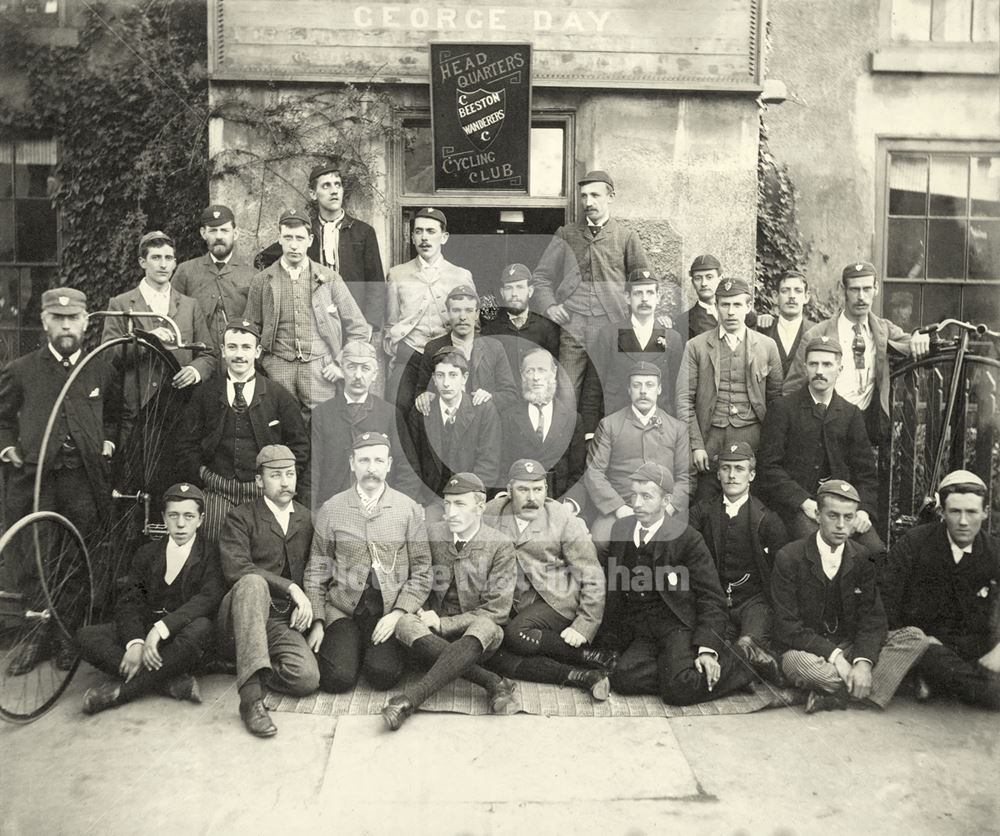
{"left": 757, "top": 336, "right": 883, "bottom": 554}
{"left": 881, "top": 470, "right": 1000, "bottom": 709}
{"left": 483, "top": 460, "right": 614, "bottom": 701}
{"left": 304, "top": 432, "right": 431, "bottom": 694}
{"left": 500, "top": 347, "right": 587, "bottom": 508}
{"left": 678, "top": 278, "right": 783, "bottom": 503}
{"left": 757, "top": 271, "right": 809, "bottom": 378}
{"left": 0, "top": 288, "right": 119, "bottom": 674}
{"left": 412, "top": 284, "right": 519, "bottom": 417}
{"left": 681, "top": 255, "right": 724, "bottom": 342}
{"left": 585, "top": 361, "right": 690, "bottom": 549}
{"left": 216, "top": 445, "right": 320, "bottom": 737}
{"left": 172, "top": 205, "right": 256, "bottom": 355}
{"left": 384, "top": 472, "right": 519, "bottom": 730}
{"left": 771, "top": 481, "right": 929, "bottom": 712}
{"left": 480, "top": 263, "right": 560, "bottom": 376}
{"left": 176, "top": 321, "right": 310, "bottom": 542}
{"left": 688, "top": 443, "right": 788, "bottom": 684}
{"left": 531, "top": 170, "right": 649, "bottom": 396}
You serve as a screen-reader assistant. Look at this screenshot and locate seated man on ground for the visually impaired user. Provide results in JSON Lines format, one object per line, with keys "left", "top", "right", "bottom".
{"left": 216, "top": 445, "right": 320, "bottom": 738}
{"left": 383, "top": 472, "right": 519, "bottom": 730}
{"left": 76, "top": 484, "right": 224, "bottom": 714}
{"left": 771, "top": 481, "right": 929, "bottom": 713}
{"left": 881, "top": 470, "right": 1000, "bottom": 710}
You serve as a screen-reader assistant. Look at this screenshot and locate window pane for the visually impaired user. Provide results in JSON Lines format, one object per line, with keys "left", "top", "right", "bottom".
{"left": 963, "top": 284, "right": 1000, "bottom": 326}
{"left": 529, "top": 127, "right": 564, "bottom": 197}
{"left": 932, "top": 0, "right": 973, "bottom": 40}
{"left": 0, "top": 142, "right": 11, "bottom": 199}
{"left": 889, "top": 154, "right": 928, "bottom": 215}
{"left": 15, "top": 199, "right": 58, "bottom": 262}
{"left": 972, "top": 0, "right": 1000, "bottom": 41}
{"left": 884, "top": 283, "right": 922, "bottom": 331}
{"left": 888, "top": 217, "right": 927, "bottom": 278}
{"left": 922, "top": 282, "right": 963, "bottom": 324}
{"left": 14, "top": 140, "right": 57, "bottom": 198}
{"left": 892, "top": 0, "right": 933, "bottom": 39}
{"left": 927, "top": 218, "right": 968, "bottom": 278}
{"left": 929, "top": 155, "right": 969, "bottom": 216}
{"left": 0, "top": 202, "right": 14, "bottom": 262}
{"left": 971, "top": 156, "right": 1000, "bottom": 216}
{"left": 0, "top": 267, "right": 20, "bottom": 366}
{"left": 969, "top": 219, "right": 1000, "bottom": 279}
{"left": 403, "top": 123, "right": 433, "bottom": 194}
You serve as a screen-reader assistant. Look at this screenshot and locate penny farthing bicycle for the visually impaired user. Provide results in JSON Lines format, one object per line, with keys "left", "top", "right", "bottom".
{"left": 886, "top": 319, "right": 1000, "bottom": 549}
{"left": 0, "top": 311, "right": 207, "bottom": 722}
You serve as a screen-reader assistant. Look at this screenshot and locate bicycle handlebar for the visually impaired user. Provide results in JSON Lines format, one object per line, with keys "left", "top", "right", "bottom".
{"left": 917, "top": 318, "right": 1000, "bottom": 340}
{"left": 87, "top": 310, "right": 209, "bottom": 353}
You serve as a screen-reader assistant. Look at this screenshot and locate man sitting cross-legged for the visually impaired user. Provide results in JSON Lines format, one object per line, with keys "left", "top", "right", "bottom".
{"left": 383, "top": 472, "right": 520, "bottom": 730}
{"left": 76, "top": 483, "right": 224, "bottom": 714}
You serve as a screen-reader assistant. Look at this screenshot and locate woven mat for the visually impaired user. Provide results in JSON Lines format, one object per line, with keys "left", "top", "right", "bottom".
{"left": 264, "top": 676, "right": 804, "bottom": 718}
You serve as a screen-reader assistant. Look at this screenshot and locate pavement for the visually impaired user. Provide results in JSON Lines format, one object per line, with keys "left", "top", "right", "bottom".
{"left": 1, "top": 664, "right": 997, "bottom": 836}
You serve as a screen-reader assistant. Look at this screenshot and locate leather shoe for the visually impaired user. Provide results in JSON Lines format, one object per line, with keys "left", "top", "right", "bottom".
{"left": 566, "top": 668, "right": 611, "bottom": 701}
{"left": 805, "top": 688, "right": 849, "bottom": 714}
{"left": 82, "top": 682, "right": 122, "bottom": 715}
{"left": 164, "top": 674, "right": 202, "bottom": 704}
{"left": 486, "top": 677, "right": 520, "bottom": 715}
{"left": 736, "top": 636, "right": 785, "bottom": 687}
{"left": 580, "top": 648, "right": 619, "bottom": 674}
{"left": 240, "top": 699, "right": 277, "bottom": 737}
{"left": 381, "top": 695, "right": 415, "bottom": 731}
{"left": 6, "top": 629, "right": 51, "bottom": 677}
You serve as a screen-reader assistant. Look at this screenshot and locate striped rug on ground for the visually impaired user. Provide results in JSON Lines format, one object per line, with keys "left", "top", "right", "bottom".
{"left": 264, "top": 677, "right": 804, "bottom": 717}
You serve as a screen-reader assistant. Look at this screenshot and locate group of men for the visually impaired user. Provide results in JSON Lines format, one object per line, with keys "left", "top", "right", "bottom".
{"left": 0, "top": 163, "right": 996, "bottom": 739}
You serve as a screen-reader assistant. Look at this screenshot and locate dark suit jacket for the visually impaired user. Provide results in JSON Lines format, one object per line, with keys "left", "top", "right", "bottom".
{"left": 219, "top": 497, "right": 313, "bottom": 597}
{"left": 757, "top": 387, "right": 878, "bottom": 519}
{"left": 771, "top": 536, "right": 887, "bottom": 664}
{"left": 480, "top": 309, "right": 560, "bottom": 375}
{"left": 603, "top": 518, "right": 729, "bottom": 654}
{"left": 688, "top": 495, "right": 789, "bottom": 601}
{"left": 116, "top": 535, "right": 224, "bottom": 643}
{"left": 415, "top": 334, "right": 519, "bottom": 415}
{"left": 176, "top": 373, "right": 310, "bottom": 499}
{"left": 171, "top": 253, "right": 256, "bottom": 351}
{"left": 683, "top": 303, "right": 718, "bottom": 343}
{"left": 881, "top": 522, "right": 1000, "bottom": 643}
{"left": 759, "top": 317, "right": 805, "bottom": 378}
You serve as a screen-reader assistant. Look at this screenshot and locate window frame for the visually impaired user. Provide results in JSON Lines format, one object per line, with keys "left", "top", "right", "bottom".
{"left": 874, "top": 0, "right": 1000, "bottom": 73}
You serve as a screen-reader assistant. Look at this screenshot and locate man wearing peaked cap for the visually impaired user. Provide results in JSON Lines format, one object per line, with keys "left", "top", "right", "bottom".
{"left": 531, "top": 167, "right": 650, "bottom": 398}
{"left": 383, "top": 472, "right": 520, "bottom": 730}
{"left": 215, "top": 441, "right": 320, "bottom": 737}
{"left": 481, "top": 263, "right": 561, "bottom": 376}
{"left": 383, "top": 206, "right": 475, "bottom": 414}
{"left": 74, "top": 480, "right": 225, "bottom": 715}
{"left": 757, "top": 329, "right": 883, "bottom": 555}
{"left": 678, "top": 272, "right": 783, "bottom": 503}
{"left": 771, "top": 479, "right": 929, "bottom": 713}
{"left": 176, "top": 316, "right": 310, "bottom": 543}
{"left": 0, "top": 286, "right": 120, "bottom": 675}
{"left": 243, "top": 204, "right": 369, "bottom": 415}
{"left": 881, "top": 469, "right": 1000, "bottom": 709}
{"left": 683, "top": 254, "right": 724, "bottom": 342}
{"left": 172, "top": 204, "right": 256, "bottom": 355}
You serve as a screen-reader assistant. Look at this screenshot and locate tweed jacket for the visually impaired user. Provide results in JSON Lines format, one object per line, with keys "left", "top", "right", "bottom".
{"left": 243, "top": 257, "right": 369, "bottom": 363}
{"left": 219, "top": 497, "right": 313, "bottom": 599}
{"left": 171, "top": 252, "right": 256, "bottom": 352}
{"left": 677, "top": 328, "right": 784, "bottom": 452}
{"left": 483, "top": 497, "right": 605, "bottom": 642}
{"left": 305, "top": 485, "right": 431, "bottom": 624}
{"left": 688, "top": 494, "right": 790, "bottom": 602}
{"left": 881, "top": 522, "right": 1000, "bottom": 641}
{"left": 759, "top": 316, "right": 806, "bottom": 378}
{"left": 771, "top": 535, "right": 887, "bottom": 664}
{"left": 584, "top": 405, "right": 691, "bottom": 515}
{"left": 603, "top": 518, "right": 729, "bottom": 654}
{"left": 116, "top": 534, "right": 224, "bottom": 644}
{"left": 415, "top": 333, "right": 519, "bottom": 414}
{"left": 423, "top": 520, "right": 516, "bottom": 641}
{"left": 384, "top": 256, "right": 473, "bottom": 355}
{"left": 480, "top": 309, "right": 561, "bottom": 373}
{"left": 530, "top": 218, "right": 649, "bottom": 321}
{"left": 756, "top": 386, "right": 878, "bottom": 519}
{"left": 102, "top": 283, "right": 217, "bottom": 385}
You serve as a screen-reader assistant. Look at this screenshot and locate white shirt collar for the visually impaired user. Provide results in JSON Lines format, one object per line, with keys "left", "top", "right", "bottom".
{"left": 263, "top": 496, "right": 294, "bottom": 534}
{"left": 508, "top": 309, "right": 529, "bottom": 327}
{"left": 454, "top": 524, "right": 481, "bottom": 545}
{"left": 344, "top": 391, "right": 369, "bottom": 405}
{"left": 211, "top": 251, "right": 234, "bottom": 266}
{"left": 587, "top": 214, "right": 609, "bottom": 228}
{"left": 838, "top": 311, "right": 871, "bottom": 337}
{"left": 946, "top": 533, "right": 973, "bottom": 564}
{"left": 226, "top": 375, "right": 256, "bottom": 407}
{"left": 164, "top": 535, "right": 196, "bottom": 585}
{"left": 514, "top": 515, "right": 531, "bottom": 533}
{"left": 48, "top": 344, "right": 82, "bottom": 366}
{"left": 634, "top": 516, "right": 664, "bottom": 546}
{"left": 719, "top": 325, "right": 746, "bottom": 347}
{"left": 279, "top": 257, "right": 304, "bottom": 277}
{"left": 439, "top": 394, "right": 462, "bottom": 423}
{"left": 815, "top": 531, "right": 845, "bottom": 579}
{"left": 630, "top": 314, "right": 655, "bottom": 347}
{"left": 321, "top": 209, "right": 345, "bottom": 226}
{"left": 723, "top": 492, "right": 750, "bottom": 518}
{"left": 417, "top": 253, "right": 443, "bottom": 271}
{"left": 697, "top": 300, "right": 718, "bottom": 316}
{"left": 139, "top": 279, "right": 171, "bottom": 315}
{"left": 631, "top": 405, "right": 657, "bottom": 426}
{"left": 356, "top": 481, "right": 386, "bottom": 512}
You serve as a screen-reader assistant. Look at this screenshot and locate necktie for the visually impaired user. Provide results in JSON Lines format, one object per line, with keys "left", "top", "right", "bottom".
{"left": 812, "top": 402, "right": 828, "bottom": 420}
{"left": 852, "top": 323, "right": 866, "bottom": 369}
{"left": 638, "top": 526, "right": 650, "bottom": 547}
{"left": 233, "top": 381, "right": 248, "bottom": 413}
{"left": 323, "top": 221, "right": 339, "bottom": 270}
{"left": 533, "top": 405, "right": 545, "bottom": 442}
{"left": 214, "top": 260, "right": 226, "bottom": 272}
{"left": 455, "top": 540, "right": 467, "bottom": 553}
{"left": 444, "top": 406, "right": 456, "bottom": 426}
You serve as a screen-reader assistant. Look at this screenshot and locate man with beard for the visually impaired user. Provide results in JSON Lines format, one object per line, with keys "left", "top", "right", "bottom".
{"left": 0, "top": 288, "right": 119, "bottom": 674}
{"left": 681, "top": 255, "right": 723, "bottom": 342}
{"left": 480, "top": 263, "right": 560, "bottom": 376}
{"left": 484, "top": 460, "right": 614, "bottom": 700}
{"left": 585, "top": 361, "right": 690, "bottom": 549}
{"left": 384, "top": 472, "right": 519, "bottom": 730}
{"left": 771, "top": 481, "right": 929, "bottom": 712}
{"left": 757, "top": 271, "right": 809, "bottom": 379}
{"left": 176, "top": 321, "right": 310, "bottom": 542}
{"left": 757, "top": 336, "right": 883, "bottom": 554}
{"left": 412, "top": 284, "right": 519, "bottom": 417}
{"left": 304, "top": 432, "right": 431, "bottom": 694}
{"left": 582, "top": 269, "right": 683, "bottom": 430}
{"left": 216, "top": 445, "right": 320, "bottom": 737}
{"left": 172, "top": 205, "right": 256, "bottom": 355}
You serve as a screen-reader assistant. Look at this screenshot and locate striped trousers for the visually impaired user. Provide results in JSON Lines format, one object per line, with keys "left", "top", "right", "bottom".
{"left": 781, "top": 626, "right": 930, "bottom": 708}
{"left": 200, "top": 467, "right": 263, "bottom": 543}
